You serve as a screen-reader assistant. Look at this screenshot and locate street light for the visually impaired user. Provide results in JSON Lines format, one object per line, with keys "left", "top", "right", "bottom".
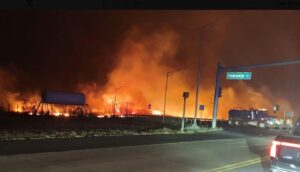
{"left": 113, "top": 85, "right": 126, "bottom": 116}
{"left": 163, "top": 67, "right": 186, "bottom": 123}
{"left": 192, "top": 13, "right": 233, "bottom": 128}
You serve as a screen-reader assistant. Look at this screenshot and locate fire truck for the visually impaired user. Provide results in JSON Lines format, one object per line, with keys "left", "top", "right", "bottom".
{"left": 228, "top": 108, "right": 283, "bottom": 128}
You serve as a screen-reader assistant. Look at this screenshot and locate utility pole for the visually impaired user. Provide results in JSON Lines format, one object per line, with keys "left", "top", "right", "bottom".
{"left": 163, "top": 72, "right": 170, "bottom": 123}
{"left": 113, "top": 89, "right": 117, "bottom": 116}
{"left": 126, "top": 102, "right": 128, "bottom": 116}
{"left": 113, "top": 86, "right": 126, "bottom": 116}
{"left": 192, "top": 56, "right": 201, "bottom": 128}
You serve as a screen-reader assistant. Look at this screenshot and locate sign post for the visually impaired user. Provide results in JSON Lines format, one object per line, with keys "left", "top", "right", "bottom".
{"left": 285, "top": 112, "right": 293, "bottom": 118}
{"left": 199, "top": 105, "right": 204, "bottom": 126}
{"left": 181, "top": 92, "right": 189, "bottom": 133}
{"left": 285, "top": 112, "right": 293, "bottom": 129}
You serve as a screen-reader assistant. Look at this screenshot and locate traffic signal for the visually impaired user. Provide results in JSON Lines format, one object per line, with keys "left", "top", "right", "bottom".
{"left": 183, "top": 92, "right": 189, "bottom": 98}
{"left": 218, "top": 87, "right": 222, "bottom": 98}
{"left": 274, "top": 104, "right": 280, "bottom": 112}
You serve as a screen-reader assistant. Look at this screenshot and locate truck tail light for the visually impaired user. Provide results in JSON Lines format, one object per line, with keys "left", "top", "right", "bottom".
{"left": 270, "top": 140, "right": 300, "bottom": 159}
{"left": 270, "top": 141, "right": 280, "bottom": 158}
{"left": 280, "top": 141, "right": 300, "bottom": 149}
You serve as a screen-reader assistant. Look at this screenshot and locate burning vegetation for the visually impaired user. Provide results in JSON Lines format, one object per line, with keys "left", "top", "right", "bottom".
{"left": 0, "top": 12, "right": 297, "bottom": 120}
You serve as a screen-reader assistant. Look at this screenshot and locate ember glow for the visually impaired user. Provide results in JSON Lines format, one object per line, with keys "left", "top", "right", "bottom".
{"left": 152, "top": 110, "right": 162, "bottom": 116}
{"left": 54, "top": 112, "right": 60, "bottom": 117}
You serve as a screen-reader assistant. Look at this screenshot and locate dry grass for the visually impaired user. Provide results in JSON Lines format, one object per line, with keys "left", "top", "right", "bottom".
{"left": 0, "top": 112, "right": 223, "bottom": 140}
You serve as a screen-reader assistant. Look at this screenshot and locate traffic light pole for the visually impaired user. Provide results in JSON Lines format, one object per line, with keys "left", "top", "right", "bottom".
{"left": 225, "top": 59, "right": 300, "bottom": 71}
{"left": 212, "top": 63, "right": 223, "bottom": 129}
{"left": 211, "top": 59, "right": 300, "bottom": 129}
{"left": 181, "top": 96, "right": 187, "bottom": 133}
{"left": 181, "top": 92, "right": 189, "bottom": 133}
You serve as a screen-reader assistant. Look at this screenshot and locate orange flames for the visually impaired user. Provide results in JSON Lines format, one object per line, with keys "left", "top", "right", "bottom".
{"left": 0, "top": 24, "right": 296, "bottom": 120}
{"left": 77, "top": 27, "right": 295, "bottom": 119}
{"left": 78, "top": 27, "right": 180, "bottom": 116}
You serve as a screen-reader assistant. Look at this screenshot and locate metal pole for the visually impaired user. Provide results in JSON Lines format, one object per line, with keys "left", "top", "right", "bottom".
{"left": 163, "top": 72, "right": 169, "bottom": 123}
{"left": 200, "top": 110, "right": 203, "bottom": 126}
{"left": 212, "top": 63, "right": 223, "bottom": 128}
{"left": 225, "top": 59, "right": 300, "bottom": 71}
{"left": 126, "top": 102, "right": 128, "bottom": 116}
{"left": 181, "top": 97, "right": 187, "bottom": 133}
{"left": 113, "top": 89, "right": 117, "bottom": 116}
{"left": 163, "top": 68, "right": 185, "bottom": 123}
{"left": 193, "top": 56, "right": 201, "bottom": 126}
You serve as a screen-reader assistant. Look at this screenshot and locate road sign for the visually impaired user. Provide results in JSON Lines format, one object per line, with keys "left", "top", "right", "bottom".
{"left": 199, "top": 105, "right": 205, "bottom": 111}
{"left": 285, "top": 112, "right": 293, "bottom": 118}
{"left": 226, "top": 72, "right": 252, "bottom": 80}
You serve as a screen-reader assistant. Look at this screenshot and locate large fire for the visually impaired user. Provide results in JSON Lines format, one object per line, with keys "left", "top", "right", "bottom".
{"left": 0, "top": 25, "right": 295, "bottom": 120}
{"left": 77, "top": 27, "right": 295, "bottom": 119}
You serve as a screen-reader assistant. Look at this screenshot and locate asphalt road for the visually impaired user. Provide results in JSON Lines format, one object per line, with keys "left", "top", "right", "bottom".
{"left": 0, "top": 127, "right": 290, "bottom": 172}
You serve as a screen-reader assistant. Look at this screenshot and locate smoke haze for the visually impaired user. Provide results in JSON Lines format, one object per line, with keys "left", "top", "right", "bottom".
{"left": 0, "top": 11, "right": 299, "bottom": 118}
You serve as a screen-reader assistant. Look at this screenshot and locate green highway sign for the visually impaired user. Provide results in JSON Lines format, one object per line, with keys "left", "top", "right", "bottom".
{"left": 226, "top": 72, "right": 252, "bottom": 80}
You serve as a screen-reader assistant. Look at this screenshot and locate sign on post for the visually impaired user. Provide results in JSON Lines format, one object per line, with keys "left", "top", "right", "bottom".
{"left": 226, "top": 72, "right": 252, "bottom": 80}
{"left": 199, "top": 105, "right": 205, "bottom": 111}
{"left": 285, "top": 112, "right": 293, "bottom": 118}
{"left": 181, "top": 91, "right": 189, "bottom": 133}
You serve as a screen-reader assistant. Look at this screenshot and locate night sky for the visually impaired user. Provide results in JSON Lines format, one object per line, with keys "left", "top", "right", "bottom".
{"left": 1, "top": 11, "right": 300, "bottom": 116}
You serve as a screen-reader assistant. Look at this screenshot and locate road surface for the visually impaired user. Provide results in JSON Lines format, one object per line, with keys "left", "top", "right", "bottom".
{"left": 0, "top": 127, "right": 289, "bottom": 172}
